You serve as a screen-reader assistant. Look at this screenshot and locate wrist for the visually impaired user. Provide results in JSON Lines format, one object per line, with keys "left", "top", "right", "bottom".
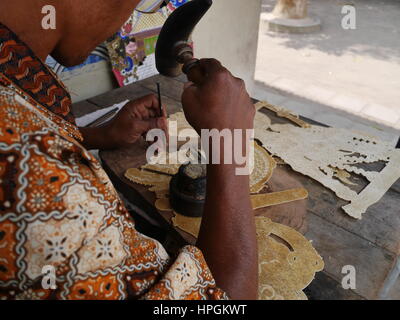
{"left": 202, "top": 132, "right": 252, "bottom": 172}
{"left": 79, "top": 123, "right": 116, "bottom": 150}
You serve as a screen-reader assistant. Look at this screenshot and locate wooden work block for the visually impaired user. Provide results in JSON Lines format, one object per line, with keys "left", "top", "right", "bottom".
{"left": 71, "top": 100, "right": 102, "bottom": 118}
{"left": 306, "top": 213, "right": 398, "bottom": 299}
{"left": 157, "top": 95, "right": 183, "bottom": 115}
{"left": 304, "top": 272, "right": 364, "bottom": 300}
{"left": 300, "top": 176, "right": 400, "bottom": 255}
{"left": 392, "top": 178, "right": 400, "bottom": 194}
{"left": 84, "top": 75, "right": 183, "bottom": 116}
{"left": 256, "top": 166, "right": 308, "bottom": 234}
{"left": 386, "top": 276, "right": 400, "bottom": 299}
{"left": 138, "top": 75, "right": 185, "bottom": 102}
{"left": 88, "top": 83, "right": 154, "bottom": 107}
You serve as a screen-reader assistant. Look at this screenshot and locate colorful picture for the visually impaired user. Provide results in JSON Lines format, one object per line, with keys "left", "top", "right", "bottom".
{"left": 106, "top": 0, "right": 191, "bottom": 87}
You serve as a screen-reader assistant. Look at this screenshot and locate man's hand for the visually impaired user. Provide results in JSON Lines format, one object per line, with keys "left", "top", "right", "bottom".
{"left": 80, "top": 94, "right": 167, "bottom": 150}
{"left": 182, "top": 59, "right": 255, "bottom": 133}
{"left": 181, "top": 59, "right": 258, "bottom": 300}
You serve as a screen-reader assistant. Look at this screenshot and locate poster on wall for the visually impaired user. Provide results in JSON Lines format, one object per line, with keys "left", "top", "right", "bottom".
{"left": 106, "top": 0, "right": 191, "bottom": 87}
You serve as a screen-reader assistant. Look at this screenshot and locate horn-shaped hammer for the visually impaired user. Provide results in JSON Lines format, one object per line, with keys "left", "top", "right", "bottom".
{"left": 155, "top": 0, "right": 213, "bottom": 84}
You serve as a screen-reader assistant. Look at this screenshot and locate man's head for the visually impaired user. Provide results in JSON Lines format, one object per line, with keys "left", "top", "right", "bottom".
{"left": 51, "top": 0, "right": 142, "bottom": 66}
{"left": 0, "top": 0, "right": 143, "bottom": 66}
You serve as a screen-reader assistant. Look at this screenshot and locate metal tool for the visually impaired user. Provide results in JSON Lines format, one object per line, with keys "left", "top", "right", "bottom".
{"left": 155, "top": 0, "right": 213, "bottom": 84}
{"left": 85, "top": 107, "right": 119, "bottom": 128}
{"left": 156, "top": 82, "right": 163, "bottom": 116}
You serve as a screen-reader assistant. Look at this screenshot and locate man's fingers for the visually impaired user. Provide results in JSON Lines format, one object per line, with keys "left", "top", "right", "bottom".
{"left": 198, "top": 58, "right": 227, "bottom": 77}
{"left": 135, "top": 94, "right": 159, "bottom": 108}
{"left": 131, "top": 94, "right": 161, "bottom": 117}
{"left": 198, "top": 58, "right": 224, "bottom": 72}
{"left": 159, "top": 102, "right": 167, "bottom": 118}
{"left": 137, "top": 117, "right": 168, "bottom": 133}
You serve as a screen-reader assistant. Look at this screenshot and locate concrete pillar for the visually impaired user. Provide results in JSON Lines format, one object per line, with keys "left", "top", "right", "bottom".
{"left": 192, "top": 0, "right": 262, "bottom": 96}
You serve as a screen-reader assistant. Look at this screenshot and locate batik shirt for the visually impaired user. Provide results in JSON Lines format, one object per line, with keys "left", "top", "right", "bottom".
{"left": 0, "top": 22, "right": 227, "bottom": 300}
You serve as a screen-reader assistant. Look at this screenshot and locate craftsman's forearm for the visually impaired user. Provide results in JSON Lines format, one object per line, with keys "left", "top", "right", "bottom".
{"left": 196, "top": 163, "right": 258, "bottom": 300}
{"left": 79, "top": 125, "right": 116, "bottom": 150}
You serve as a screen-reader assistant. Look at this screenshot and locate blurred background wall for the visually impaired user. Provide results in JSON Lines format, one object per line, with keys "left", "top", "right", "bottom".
{"left": 193, "top": 0, "right": 262, "bottom": 97}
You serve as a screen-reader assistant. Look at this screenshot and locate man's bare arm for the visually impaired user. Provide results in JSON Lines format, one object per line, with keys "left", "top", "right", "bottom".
{"left": 181, "top": 59, "right": 258, "bottom": 299}
{"left": 197, "top": 162, "right": 258, "bottom": 299}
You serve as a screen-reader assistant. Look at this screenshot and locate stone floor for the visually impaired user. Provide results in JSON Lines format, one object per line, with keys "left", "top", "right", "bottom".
{"left": 254, "top": 0, "right": 400, "bottom": 146}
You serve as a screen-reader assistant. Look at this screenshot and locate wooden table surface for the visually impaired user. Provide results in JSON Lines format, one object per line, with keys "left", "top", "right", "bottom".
{"left": 72, "top": 74, "right": 400, "bottom": 300}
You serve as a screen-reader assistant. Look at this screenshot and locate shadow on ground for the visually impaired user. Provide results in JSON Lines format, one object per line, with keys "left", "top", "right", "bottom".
{"left": 262, "top": 0, "right": 400, "bottom": 62}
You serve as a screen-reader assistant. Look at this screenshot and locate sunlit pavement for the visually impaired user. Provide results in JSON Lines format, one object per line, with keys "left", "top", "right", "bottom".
{"left": 254, "top": 0, "right": 400, "bottom": 146}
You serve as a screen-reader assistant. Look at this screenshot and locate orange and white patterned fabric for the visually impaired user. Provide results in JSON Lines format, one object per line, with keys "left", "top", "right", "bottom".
{"left": 0, "top": 22, "right": 227, "bottom": 300}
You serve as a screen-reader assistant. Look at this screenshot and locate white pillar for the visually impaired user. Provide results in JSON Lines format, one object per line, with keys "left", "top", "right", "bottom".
{"left": 192, "top": 0, "right": 262, "bottom": 96}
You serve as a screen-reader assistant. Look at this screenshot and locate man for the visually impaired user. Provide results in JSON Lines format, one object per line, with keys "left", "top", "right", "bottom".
{"left": 0, "top": 0, "right": 257, "bottom": 300}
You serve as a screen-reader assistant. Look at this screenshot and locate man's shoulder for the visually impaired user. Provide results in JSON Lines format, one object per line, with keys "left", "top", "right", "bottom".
{"left": 0, "top": 85, "right": 50, "bottom": 145}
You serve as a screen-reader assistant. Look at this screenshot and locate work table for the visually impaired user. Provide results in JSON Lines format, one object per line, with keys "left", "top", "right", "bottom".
{"left": 72, "top": 74, "right": 400, "bottom": 300}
